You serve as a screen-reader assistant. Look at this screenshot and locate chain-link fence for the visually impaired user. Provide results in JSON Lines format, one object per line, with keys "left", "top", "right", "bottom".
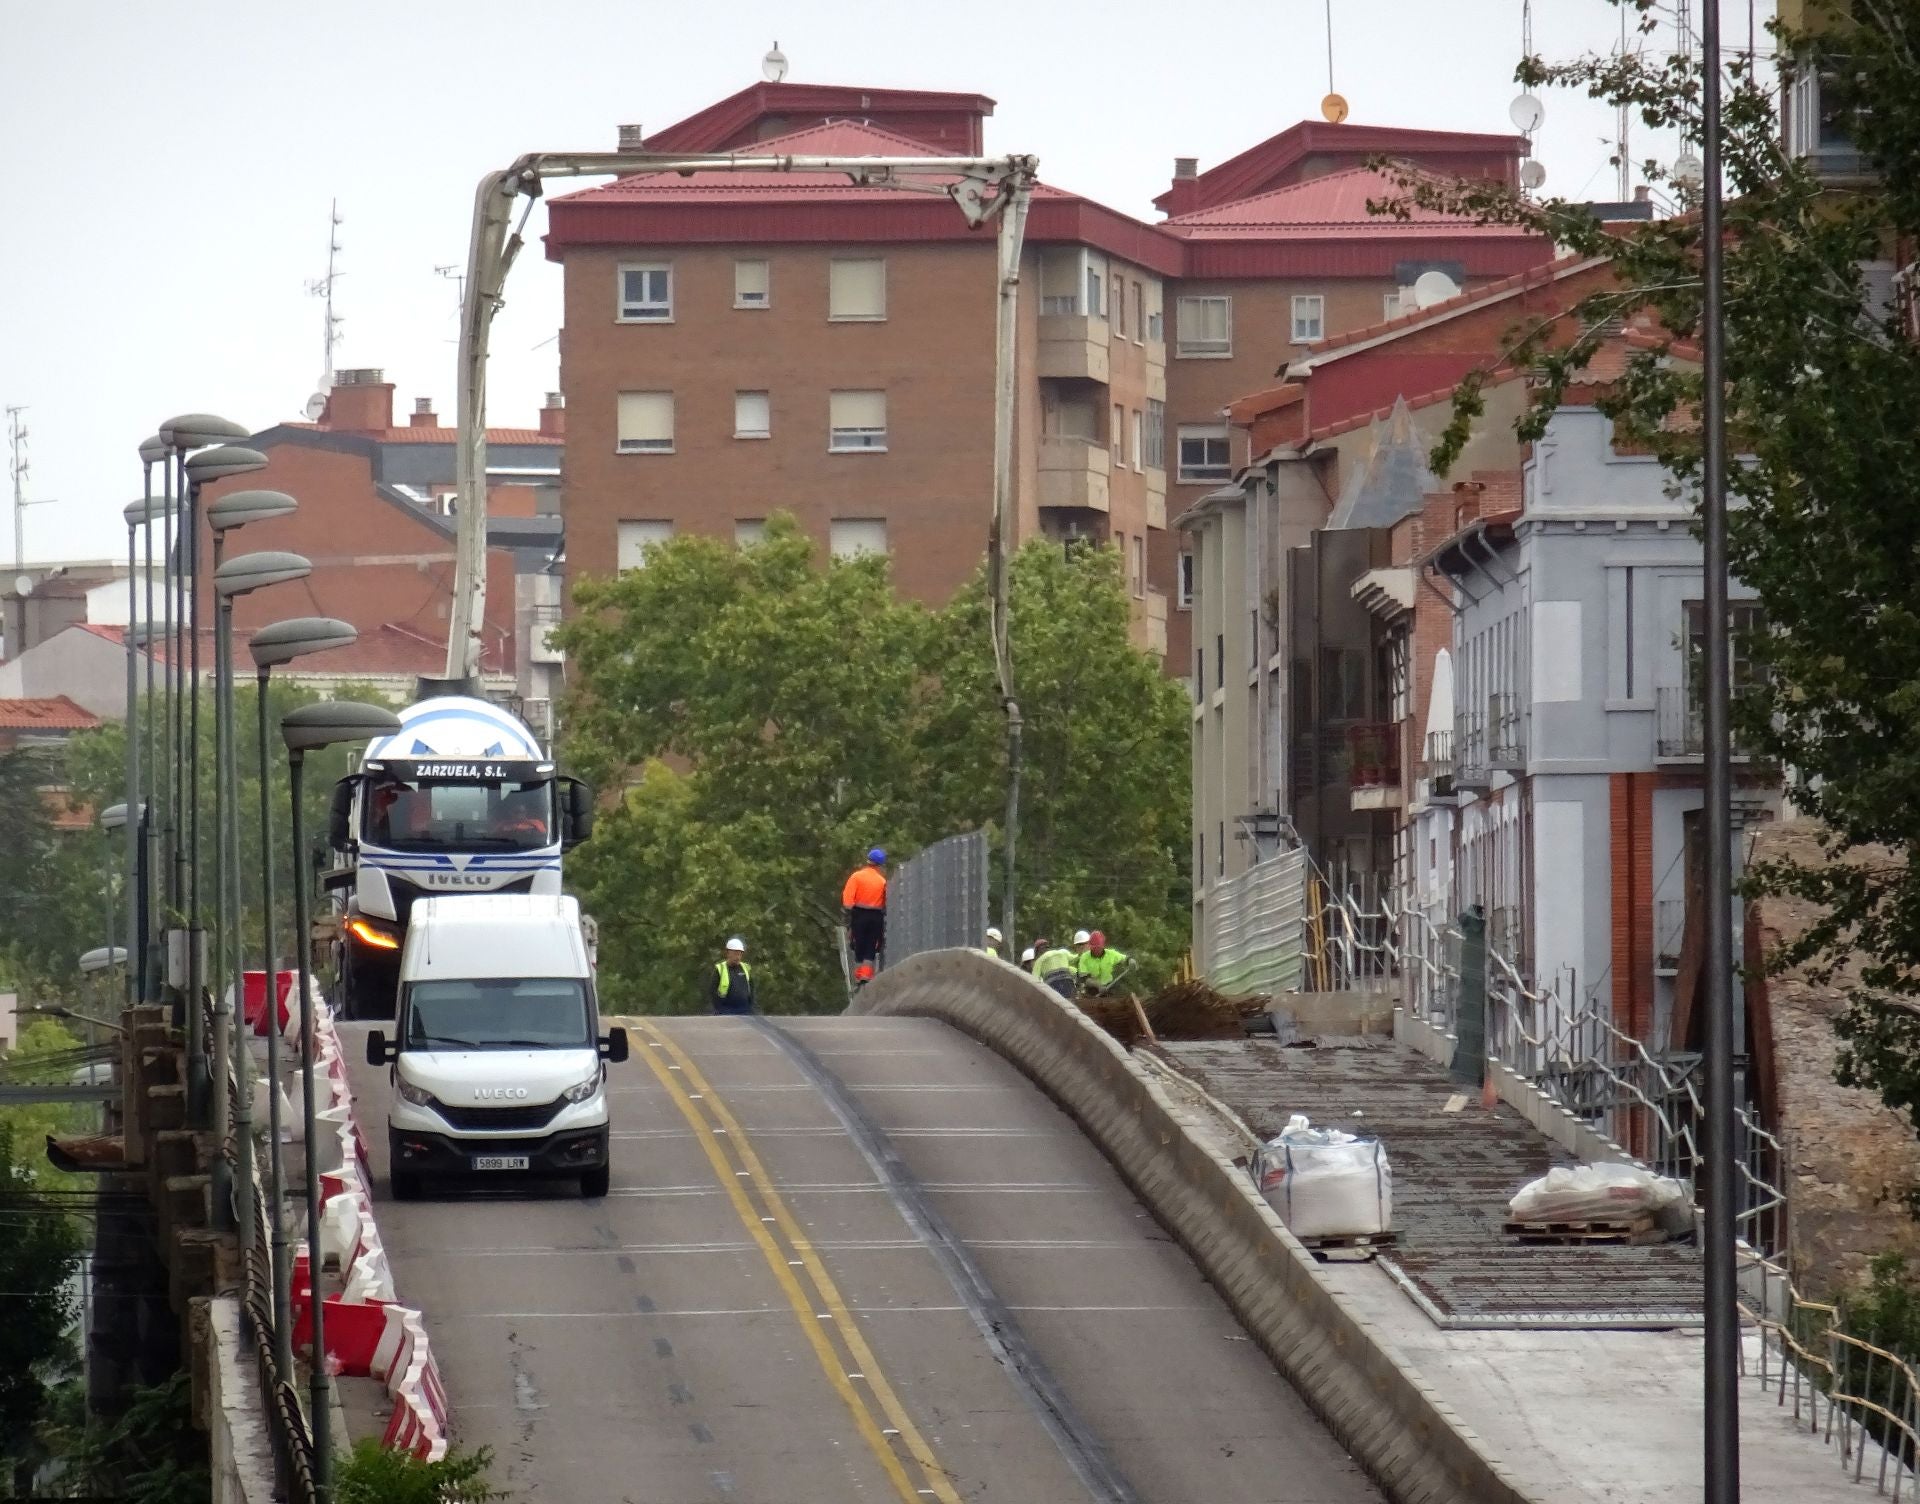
{"left": 881, "top": 830, "right": 990, "bottom": 969}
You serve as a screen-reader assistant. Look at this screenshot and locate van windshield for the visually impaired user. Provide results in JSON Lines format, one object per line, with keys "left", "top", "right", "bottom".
{"left": 403, "top": 978, "right": 592, "bottom": 1051}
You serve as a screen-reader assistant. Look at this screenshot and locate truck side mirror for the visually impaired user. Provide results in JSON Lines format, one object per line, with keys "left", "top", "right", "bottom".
{"left": 365, "top": 1030, "right": 396, "bottom": 1066}
{"left": 562, "top": 778, "right": 595, "bottom": 850}
{"left": 599, "top": 1027, "right": 629, "bottom": 1064}
{"left": 328, "top": 777, "right": 356, "bottom": 850}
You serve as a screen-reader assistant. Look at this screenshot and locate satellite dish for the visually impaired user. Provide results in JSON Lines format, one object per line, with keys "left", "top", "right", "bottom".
{"left": 1509, "top": 93, "right": 1546, "bottom": 134}
{"left": 304, "top": 392, "right": 328, "bottom": 421}
{"left": 762, "top": 42, "right": 788, "bottom": 83}
{"left": 1519, "top": 159, "right": 1547, "bottom": 191}
{"left": 14, "top": 574, "right": 32, "bottom": 598}
{"left": 1412, "top": 270, "right": 1462, "bottom": 309}
{"left": 1672, "top": 151, "right": 1705, "bottom": 189}
{"left": 1320, "top": 92, "right": 1349, "bottom": 124}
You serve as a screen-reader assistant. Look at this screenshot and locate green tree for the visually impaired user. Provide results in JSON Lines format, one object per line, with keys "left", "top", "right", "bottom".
{"left": 334, "top": 1438, "right": 504, "bottom": 1503}
{"left": 0, "top": 751, "right": 104, "bottom": 986}
{"left": 556, "top": 516, "right": 1191, "bottom": 1013}
{"left": 1384, "top": 3, "right": 1920, "bottom": 1122}
{"left": 0, "top": 1122, "right": 81, "bottom": 1468}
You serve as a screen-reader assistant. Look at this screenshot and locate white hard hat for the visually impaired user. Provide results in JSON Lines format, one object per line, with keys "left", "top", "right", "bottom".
{"left": 1020, "top": 946, "right": 1035, "bottom": 963}
{"left": 1073, "top": 929, "right": 1092, "bottom": 945}
{"left": 986, "top": 926, "right": 1003, "bottom": 943}
{"left": 725, "top": 937, "right": 746, "bottom": 953}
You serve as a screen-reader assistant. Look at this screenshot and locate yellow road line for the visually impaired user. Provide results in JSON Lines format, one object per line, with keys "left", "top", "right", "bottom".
{"left": 631, "top": 1018, "right": 961, "bottom": 1504}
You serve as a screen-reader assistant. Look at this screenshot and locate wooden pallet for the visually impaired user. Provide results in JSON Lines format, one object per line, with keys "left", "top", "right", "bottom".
{"left": 1503, "top": 1215, "right": 1666, "bottom": 1246}
{"left": 1299, "top": 1230, "right": 1398, "bottom": 1262}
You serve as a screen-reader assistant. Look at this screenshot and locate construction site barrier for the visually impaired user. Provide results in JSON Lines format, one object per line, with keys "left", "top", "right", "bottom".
{"left": 853, "top": 949, "right": 1535, "bottom": 1504}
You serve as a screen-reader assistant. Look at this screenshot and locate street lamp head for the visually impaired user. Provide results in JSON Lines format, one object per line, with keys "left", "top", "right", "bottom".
{"left": 160, "top": 413, "right": 248, "bottom": 450}
{"left": 127, "top": 620, "right": 168, "bottom": 649}
{"left": 122, "top": 495, "right": 175, "bottom": 527}
{"left": 248, "top": 615, "right": 355, "bottom": 670}
{"left": 208, "top": 489, "right": 297, "bottom": 533}
{"left": 137, "top": 435, "right": 169, "bottom": 465}
{"left": 216, "top": 550, "right": 311, "bottom": 599}
{"left": 99, "top": 801, "right": 144, "bottom": 831}
{"left": 79, "top": 945, "right": 130, "bottom": 974}
{"left": 184, "top": 445, "right": 269, "bottom": 485}
{"left": 281, "top": 699, "right": 400, "bottom": 753}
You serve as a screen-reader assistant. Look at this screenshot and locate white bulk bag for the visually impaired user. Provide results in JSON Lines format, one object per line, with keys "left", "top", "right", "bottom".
{"left": 1252, "top": 1115, "right": 1393, "bottom": 1238}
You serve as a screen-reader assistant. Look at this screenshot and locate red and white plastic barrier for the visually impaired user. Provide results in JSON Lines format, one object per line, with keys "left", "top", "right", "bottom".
{"left": 271, "top": 983, "right": 449, "bottom": 1460}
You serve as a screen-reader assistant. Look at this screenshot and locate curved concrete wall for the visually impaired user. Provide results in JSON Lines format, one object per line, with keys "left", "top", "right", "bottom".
{"left": 854, "top": 951, "right": 1532, "bottom": 1504}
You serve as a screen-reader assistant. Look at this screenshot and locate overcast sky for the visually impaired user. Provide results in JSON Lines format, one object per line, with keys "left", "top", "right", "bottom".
{"left": 0, "top": 0, "right": 1768, "bottom": 566}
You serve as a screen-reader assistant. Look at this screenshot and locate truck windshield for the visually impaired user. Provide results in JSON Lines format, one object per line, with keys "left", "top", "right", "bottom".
{"left": 403, "top": 978, "right": 592, "bottom": 1051}
{"left": 364, "top": 774, "right": 554, "bottom": 852}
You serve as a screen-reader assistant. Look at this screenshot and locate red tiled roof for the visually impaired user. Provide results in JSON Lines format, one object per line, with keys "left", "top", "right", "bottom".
{"left": 1308, "top": 367, "right": 1521, "bottom": 443}
{"left": 644, "top": 81, "right": 994, "bottom": 155}
{"left": 1164, "top": 166, "right": 1534, "bottom": 241}
{"left": 0, "top": 695, "right": 101, "bottom": 731}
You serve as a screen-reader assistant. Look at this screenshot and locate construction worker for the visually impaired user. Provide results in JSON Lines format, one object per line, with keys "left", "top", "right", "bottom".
{"left": 982, "top": 926, "right": 1005, "bottom": 960}
{"left": 1077, "top": 931, "right": 1131, "bottom": 993}
{"left": 1071, "top": 930, "right": 1092, "bottom": 966}
{"left": 842, "top": 848, "right": 889, "bottom": 970}
{"left": 1033, "top": 937, "right": 1078, "bottom": 998}
{"left": 1025, "top": 938, "right": 1049, "bottom": 975}
{"left": 708, "top": 938, "right": 755, "bottom": 1015}
{"left": 1020, "top": 945, "right": 1036, "bottom": 969}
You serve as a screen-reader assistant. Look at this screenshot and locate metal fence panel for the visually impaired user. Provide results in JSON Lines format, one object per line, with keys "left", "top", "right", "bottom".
{"left": 1205, "top": 849, "right": 1306, "bottom": 997}
{"left": 883, "top": 831, "right": 989, "bottom": 968}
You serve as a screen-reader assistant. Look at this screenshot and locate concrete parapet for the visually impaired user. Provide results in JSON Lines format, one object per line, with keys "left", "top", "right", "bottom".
{"left": 856, "top": 950, "right": 1535, "bottom": 1504}
{"left": 202, "top": 1296, "right": 277, "bottom": 1504}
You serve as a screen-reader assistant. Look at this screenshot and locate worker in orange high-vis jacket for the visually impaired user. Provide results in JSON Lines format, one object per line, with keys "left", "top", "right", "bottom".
{"left": 843, "top": 848, "right": 889, "bottom": 970}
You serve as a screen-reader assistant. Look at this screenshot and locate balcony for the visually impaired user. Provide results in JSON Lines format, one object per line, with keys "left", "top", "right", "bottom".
{"left": 1655, "top": 897, "right": 1685, "bottom": 976}
{"left": 1132, "top": 588, "right": 1169, "bottom": 656}
{"left": 1145, "top": 466, "right": 1167, "bottom": 529}
{"left": 1037, "top": 313, "right": 1111, "bottom": 384}
{"left": 527, "top": 602, "right": 564, "bottom": 665}
{"left": 1419, "top": 728, "right": 1454, "bottom": 798}
{"left": 1038, "top": 437, "right": 1111, "bottom": 513}
{"left": 1488, "top": 691, "right": 1526, "bottom": 769}
{"left": 1655, "top": 684, "right": 1757, "bottom": 762}
{"left": 1346, "top": 721, "right": 1404, "bottom": 811}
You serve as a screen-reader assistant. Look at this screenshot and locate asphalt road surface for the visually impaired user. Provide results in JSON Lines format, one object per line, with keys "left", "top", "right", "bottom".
{"left": 338, "top": 1013, "right": 1382, "bottom": 1503}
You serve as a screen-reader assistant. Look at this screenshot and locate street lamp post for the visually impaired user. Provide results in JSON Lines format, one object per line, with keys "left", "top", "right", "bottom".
{"left": 176, "top": 444, "right": 267, "bottom": 1131}
{"left": 247, "top": 616, "right": 355, "bottom": 1382}
{"left": 97, "top": 808, "right": 141, "bottom": 1022}
{"left": 133, "top": 441, "right": 168, "bottom": 1005}
{"left": 211, "top": 540, "right": 308, "bottom": 1256}
{"left": 1697, "top": 3, "right": 1740, "bottom": 1498}
{"left": 281, "top": 699, "right": 399, "bottom": 1504}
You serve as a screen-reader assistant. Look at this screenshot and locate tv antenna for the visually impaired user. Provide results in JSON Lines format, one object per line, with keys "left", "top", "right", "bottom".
{"left": 305, "top": 199, "right": 345, "bottom": 387}
{"left": 435, "top": 264, "right": 466, "bottom": 340}
{"left": 6, "top": 406, "right": 55, "bottom": 570}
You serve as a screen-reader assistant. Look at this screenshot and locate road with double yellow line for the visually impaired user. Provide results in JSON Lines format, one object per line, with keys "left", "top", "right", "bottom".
{"left": 341, "top": 1013, "right": 1381, "bottom": 1503}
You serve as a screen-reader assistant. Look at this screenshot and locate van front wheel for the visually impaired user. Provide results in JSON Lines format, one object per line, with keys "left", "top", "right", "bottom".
{"left": 580, "top": 1163, "right": 611, "bottom": 1198}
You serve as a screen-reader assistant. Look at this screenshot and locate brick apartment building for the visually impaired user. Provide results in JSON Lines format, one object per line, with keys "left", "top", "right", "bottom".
{"left": 193, "top": 370, "right": 567, "bottom": 721}
{"left": 542, "top": 82, "right": 1553, "bottom": 661}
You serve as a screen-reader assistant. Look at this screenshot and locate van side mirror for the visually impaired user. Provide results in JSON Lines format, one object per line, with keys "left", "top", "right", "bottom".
{"left": 599, "top": 1027, "right": 629, "bottom": 1064}
{"left": 562, "top": 778, "right": 595, "bottom": 850}
{"left": 328, "top": 777, "right": 356, "bottom": 850}
{"left": 365, "top": 1030, "right": 397, "bottom": 1066}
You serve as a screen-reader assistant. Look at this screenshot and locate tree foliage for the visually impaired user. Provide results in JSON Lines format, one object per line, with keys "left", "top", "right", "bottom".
{"left": 335, "top": 1438, "right": 504, "bottom": 1504}
{"left": 0, "top": 1121, "right": 81, "bottom": 1465}
{"left": 1381, "top": 2, "right": 1920, "bottom": 1120}
{"left": 555, "top": 515, "right": 1189, "bottom": 1013}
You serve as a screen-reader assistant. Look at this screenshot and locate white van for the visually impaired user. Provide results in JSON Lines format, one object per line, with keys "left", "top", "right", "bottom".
{"left": 364, "top": 893, "right": 628, "bottom": 1199}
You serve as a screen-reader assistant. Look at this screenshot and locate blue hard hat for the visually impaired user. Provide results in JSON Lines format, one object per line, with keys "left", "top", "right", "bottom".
{"left": 868, "top": 847, "right": 887, "bottom": 864}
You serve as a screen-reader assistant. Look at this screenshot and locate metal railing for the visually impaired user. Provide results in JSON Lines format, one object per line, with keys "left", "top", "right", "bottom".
{"left": 1344, "top": 722, "right": 1401, "bottom": 788}
{"left": 1311, "top": 870, "right": 1920, "bottom": 1494}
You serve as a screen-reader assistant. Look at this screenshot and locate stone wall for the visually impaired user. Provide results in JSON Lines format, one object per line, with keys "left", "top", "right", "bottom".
{"left": 1750, "top": 817, "right": 1920, "bottom": 1298}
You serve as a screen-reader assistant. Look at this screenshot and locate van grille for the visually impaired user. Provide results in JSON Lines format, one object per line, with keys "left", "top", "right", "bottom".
{"left": 434, "top": 1098, "right": 565, "bottom": 1132}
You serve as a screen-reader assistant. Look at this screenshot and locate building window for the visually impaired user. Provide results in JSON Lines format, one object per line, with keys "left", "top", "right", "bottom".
{"left": 617, "top": 263, "right": 672, "bottom": 322}
{"left": 1216, "top": 634, "right": 1225, "bottom": 689}
{"left": 616, "top": 519, "right": 673, "bottom": 570}
{"left": 1086, "top": 265, "right": 1104, "bottom": 319}
{"left": 735, "top": 518, "right": 767, "bottom": 547}
{"left": 1176, "top": 295, "right": 1232, "bottom": 357}
{"left": 616, "top": 391, "right": 674, "bottom": 453}
{"left": 829, "top": 258, "right": 886, "bottom": 321}
{"left": 734, "top": 259, "right": 770, "bottom": 308}
{"left": 1112, "top": 274, "right": 1127, "bottom": 336}
{"left": 1130, "top": 535, "right": 1146, "bottom": 598}
{"left": 1145, "top": 399, "right": 1166, "bottom": 469}
{"left": 829, "top": 390, "right": 888, "bottom": 452}
{"left": 830, "top": 518, "right": 888, "bottom": 559}
{"left": 734, "top": 391, "right": 771, "bottom": 439}
{"left": 1112, "top": 403, "right": 1125, "bottom": 463}
{"left": 1684, "top": 601, "right": 1766, "bottom": 692}
{"left": 1218, "top": 821, "right": 1225, "bottom": 877}
{"left": 1177, "top": 550, "right": 1194, "bottom": 609}
{"left": 1177, "top": 424, "right": 1231, "bottom": 483}
{"left": 1131, "top": 282, "right": 1145, "bottom": 343}
{"left": 1291, "top": 294, "right": 1326, "bottom": 344}
{"left": 1129, "top": 409, "right": 1143, "bottom": 471}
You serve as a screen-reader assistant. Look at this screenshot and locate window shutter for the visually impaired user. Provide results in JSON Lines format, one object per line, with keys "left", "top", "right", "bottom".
{"left": 734, "top": 260, "right": 770, "bottom": 305}
{"left": 830, "top": 519, "right": 889, "bottom": 559}
{"left": 616, "top": 392, "right": 674, "bottom": 450}
{"left": 830, "top": 390, "right": 886, "bottom": 430}
{"left": 829, "top": 259, "right": 886, "bottom": 319}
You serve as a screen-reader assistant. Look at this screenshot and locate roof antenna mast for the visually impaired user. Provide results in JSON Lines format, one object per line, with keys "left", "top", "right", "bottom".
{"left": 306, "top": 200, "right": 345, "bottom": 389}
{"left": 1320, "top": 0, "right": 1348, "bottom": 122}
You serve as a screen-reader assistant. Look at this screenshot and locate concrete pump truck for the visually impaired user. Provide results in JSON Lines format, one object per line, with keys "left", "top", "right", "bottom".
{"left": 325, "top": 694, "right": 594, "bottom": 1019}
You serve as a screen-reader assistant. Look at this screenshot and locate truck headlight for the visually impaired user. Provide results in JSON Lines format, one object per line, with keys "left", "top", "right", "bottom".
{"left": 561, "top": 1071, "right": 602, "bottom": 1104}
{"left": 395, "top": 1077, "right": 436, "bottom": 1108}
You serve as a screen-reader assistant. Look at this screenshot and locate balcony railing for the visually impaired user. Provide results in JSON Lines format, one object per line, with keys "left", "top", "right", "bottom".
{"left": 1345, "top": 722, "right": 1402, "bottom": 789}
{"left": 1419, "top": 728, "right": 1454, "bottom": 795}
{"left": 1656, "top": 896, "right": 1685, "bottom": 975}
{"left": 1488, "top": 691, "right": 1525, "bottom": 767}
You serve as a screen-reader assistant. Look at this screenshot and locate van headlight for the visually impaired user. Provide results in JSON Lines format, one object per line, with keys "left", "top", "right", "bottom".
{"left": 395, "top": 1077, "right": 436, "bottom": 1108}
{"left": 561, "top": 1071, "right": 602, "bottom": 1104}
